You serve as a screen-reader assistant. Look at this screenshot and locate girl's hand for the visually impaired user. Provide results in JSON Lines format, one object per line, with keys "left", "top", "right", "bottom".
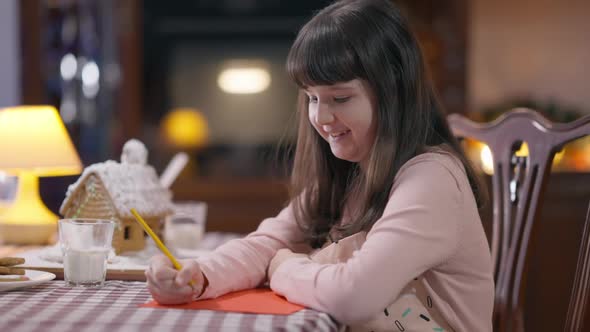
{"left": 268, "top": 248, "right": 308, "bottom": 280}
{"left": 145, "top": 255, "right": 207, "bottom": 304}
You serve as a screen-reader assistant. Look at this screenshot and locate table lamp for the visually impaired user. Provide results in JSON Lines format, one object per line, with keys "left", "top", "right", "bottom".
{"left": 0, "top": 106, "right": 82, "bottom": 244}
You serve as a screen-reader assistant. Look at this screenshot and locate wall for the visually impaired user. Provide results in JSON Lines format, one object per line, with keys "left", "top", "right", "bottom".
{"left": 169, "top": 41, "right": 298, "bottom": 145}
{"left": 0, "top": 0, "right": 19, "bottom": 201}
{"left": 468, "top": 0, "right": 590, "bottom": 113}
{"left": 0, "top": 0, "right": 20, "bottom": 107}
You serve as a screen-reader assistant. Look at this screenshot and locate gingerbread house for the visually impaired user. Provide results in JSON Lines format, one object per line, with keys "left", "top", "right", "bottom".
{"left": 59, "top": 139, "right": 173, "bottom": 254}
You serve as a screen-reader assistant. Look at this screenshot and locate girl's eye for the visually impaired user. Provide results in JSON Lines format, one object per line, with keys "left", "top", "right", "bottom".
{"left": 308, "top": 96, "right": 319, "bottom": 103}
{"left": 333, "top": 96, "right": 351, "bottom": 103}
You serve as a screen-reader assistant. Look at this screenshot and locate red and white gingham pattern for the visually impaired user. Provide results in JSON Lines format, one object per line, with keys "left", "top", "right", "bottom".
{"left": 0, "top": 281, "right": 341, "bottom": 332}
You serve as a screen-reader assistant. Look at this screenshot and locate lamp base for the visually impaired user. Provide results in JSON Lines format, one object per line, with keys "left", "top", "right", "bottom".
{"left": 0, "top": 172, "right": 58, "bottom": 245}
{"left": 0, "top": 223, "right": 55, "bottom": 245}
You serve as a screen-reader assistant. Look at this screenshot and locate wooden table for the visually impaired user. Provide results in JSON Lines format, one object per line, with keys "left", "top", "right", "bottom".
{"left": 0, "top": 244, "right": 40, "bottom": 257}
{"left": 1, "top": 232, "right": 243, "bottom": 281}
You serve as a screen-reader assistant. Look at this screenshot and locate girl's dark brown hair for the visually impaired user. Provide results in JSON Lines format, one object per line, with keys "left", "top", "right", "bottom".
{"left": 287, "top": 0, "right": 487, "bottom": 248}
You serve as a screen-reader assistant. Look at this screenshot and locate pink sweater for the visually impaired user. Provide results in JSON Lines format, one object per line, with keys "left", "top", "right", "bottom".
{"left": 196, "top": 151, "right": 494, "bottom": 331}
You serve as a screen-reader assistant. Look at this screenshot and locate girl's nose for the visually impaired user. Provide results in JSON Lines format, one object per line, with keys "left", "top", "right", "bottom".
{"left": 315, "top": 104, "right": 335, "bottom": 125}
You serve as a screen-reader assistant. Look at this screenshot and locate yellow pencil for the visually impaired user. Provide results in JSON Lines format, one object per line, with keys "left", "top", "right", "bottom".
{"left": 130, "top": 208, "right": 194, "bottom": 286}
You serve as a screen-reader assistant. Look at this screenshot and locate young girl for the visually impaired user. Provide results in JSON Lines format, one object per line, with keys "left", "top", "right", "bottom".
{"left": 146, "top": 0, "right": 494, "bottom": 330}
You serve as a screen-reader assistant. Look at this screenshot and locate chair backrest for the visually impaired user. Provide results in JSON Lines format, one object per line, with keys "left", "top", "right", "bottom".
{"left": 448, "top": 108, "right": 590, "bottom": 332}
{"left": 565, "top": 201, "right": 590, "bottom": 332}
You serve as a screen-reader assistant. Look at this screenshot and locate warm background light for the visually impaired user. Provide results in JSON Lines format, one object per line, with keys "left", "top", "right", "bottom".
{"left": 480, "top": 145, "right": 494, "bottom": 175}
{"left": 161, "top": 108, "right": 209, "bottom": 149}
{"left": 479, "top": 142, "right": 565, "bottom": 175}
{"left": 217, "top": 61, "right": 271, "bottom": 94}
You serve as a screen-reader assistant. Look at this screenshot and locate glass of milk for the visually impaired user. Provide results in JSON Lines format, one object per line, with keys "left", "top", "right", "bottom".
{"left": 58, "top": 219, "right": 115, "bottom": 288}
{"left": 165, "top": 201, "right": 207, "bottom": 251}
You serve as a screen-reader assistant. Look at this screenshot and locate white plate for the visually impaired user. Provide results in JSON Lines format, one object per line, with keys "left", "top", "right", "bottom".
{"left": 0, "top": 270, "right": 56, "bottom": 292}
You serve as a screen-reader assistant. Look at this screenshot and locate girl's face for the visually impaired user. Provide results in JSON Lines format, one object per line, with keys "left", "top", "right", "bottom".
{"left": 305, "top": 79, "right": 377, "bottom": 165}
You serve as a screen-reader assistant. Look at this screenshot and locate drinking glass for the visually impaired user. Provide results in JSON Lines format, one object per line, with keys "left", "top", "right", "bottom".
{"left": 165, "top": 201, "right": 207, "bottom": 251}
{"left": 59, "top": 219, "right": 115, "bottom": 287}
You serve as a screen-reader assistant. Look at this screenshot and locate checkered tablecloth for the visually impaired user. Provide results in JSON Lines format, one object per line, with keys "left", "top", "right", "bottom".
{"left": 0, "top": 281, "right": 341, "bottom": 332}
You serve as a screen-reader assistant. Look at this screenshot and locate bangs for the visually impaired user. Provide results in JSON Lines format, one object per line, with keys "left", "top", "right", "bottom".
{"left": 287, "top": 15, "right": 363, "bottom": 88}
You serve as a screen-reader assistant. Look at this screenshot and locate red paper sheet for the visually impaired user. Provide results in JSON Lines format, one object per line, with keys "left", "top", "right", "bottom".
{"left": 141, "top": 288, "right": 305, "bottom": 315}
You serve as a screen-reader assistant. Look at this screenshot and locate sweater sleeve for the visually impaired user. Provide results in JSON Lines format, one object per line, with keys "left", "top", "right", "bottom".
{"left": 196, "top": 202, "right": 312, "bottom": 299}
{"left": 269, "top": 156, "right": 464, "bottom": 324}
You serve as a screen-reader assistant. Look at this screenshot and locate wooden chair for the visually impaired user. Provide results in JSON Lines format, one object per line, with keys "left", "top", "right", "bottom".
{"left": 448, "top": 108, "right": 590, "bottom": 331}
{"left": 565, "top": 201, "right": 590, "bottom": 332}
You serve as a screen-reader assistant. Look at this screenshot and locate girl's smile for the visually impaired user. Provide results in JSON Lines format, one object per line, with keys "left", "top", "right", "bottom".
{"left": 305, "top": 79, "right": 377, "bottom": 164}
{"left": 328, "top": 130, "right": 351, "bottom": 141}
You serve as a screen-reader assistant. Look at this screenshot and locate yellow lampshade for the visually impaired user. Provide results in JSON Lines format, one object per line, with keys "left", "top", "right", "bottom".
{"left": 0, "top": 106, "right": 82, "bottom": 176}
{"left": 0, "top": 105, "right": 82, "bottom": 244}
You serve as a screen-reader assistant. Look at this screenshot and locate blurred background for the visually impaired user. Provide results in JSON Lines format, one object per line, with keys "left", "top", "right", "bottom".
{"left": 0, "top": 1, "right": 589, "bottom": 328}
